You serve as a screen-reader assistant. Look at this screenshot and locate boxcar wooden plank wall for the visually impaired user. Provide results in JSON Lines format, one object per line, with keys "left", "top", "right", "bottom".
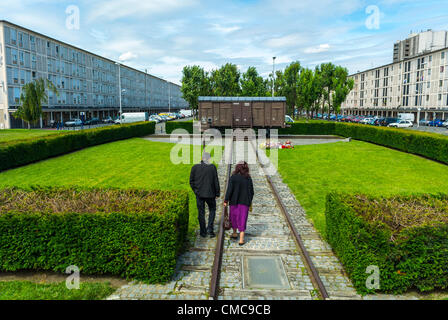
{"left": 198, "top": 97, "right": 286, "bottom": 130}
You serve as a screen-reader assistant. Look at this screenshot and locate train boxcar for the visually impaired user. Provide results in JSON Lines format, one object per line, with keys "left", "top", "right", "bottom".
{"left": 198, "top": 96, "right": 287, "bottom": 130}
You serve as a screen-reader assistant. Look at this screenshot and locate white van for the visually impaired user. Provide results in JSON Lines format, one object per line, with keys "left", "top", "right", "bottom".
{"left": 179, "top": 109, "right": 193, "bottom": 117}
{"left": 398, "top": 113, "right": 415, "bottom": 122}
{"left": 115, "top": 112, "right": 149, "bottom": 124}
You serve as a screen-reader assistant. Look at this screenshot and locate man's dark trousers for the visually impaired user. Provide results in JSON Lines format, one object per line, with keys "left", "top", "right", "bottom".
{"left": 196, "top": 197, "right": 216, "bottom": 236}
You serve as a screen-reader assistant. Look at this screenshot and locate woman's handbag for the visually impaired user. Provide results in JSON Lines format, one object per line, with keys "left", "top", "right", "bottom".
{"left": 224, "top": 207, "right": 232, "bottom": 230}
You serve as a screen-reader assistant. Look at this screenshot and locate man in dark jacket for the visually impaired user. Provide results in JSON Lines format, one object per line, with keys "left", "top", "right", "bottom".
{"left": 190, "top": 152, "right": 220, "bottom": 238}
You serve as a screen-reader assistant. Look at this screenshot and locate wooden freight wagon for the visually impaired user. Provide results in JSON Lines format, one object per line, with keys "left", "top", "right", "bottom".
{"left": 198, "top": 96, "right": 286, "bottom": 131}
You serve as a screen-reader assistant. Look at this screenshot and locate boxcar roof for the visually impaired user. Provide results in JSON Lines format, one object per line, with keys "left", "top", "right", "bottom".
{"left": 198, "top": 96, "right": 286, "bottom": 102}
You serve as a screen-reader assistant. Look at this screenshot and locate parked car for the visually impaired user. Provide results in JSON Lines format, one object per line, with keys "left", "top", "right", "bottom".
{"left": 65, "top": 119, "right": 83, "bottom": 127}
{"left": 360, "top": 118, "right": 373, "bottom": 124}
{"left": 285, "top": 115, "right": 294, "bottom": 124}
{"left": 443, "top": 120, "right": 448, "bottom": 128}
{"left": 428, "top": 119, "right": 444, "bottom": 127}
{"left": 102, "top": 117, "right": 114, "bottom": 124}
{"left": 380, "top": 118, "right": 399, "bottom": 127}
{"left": 85, "top": 117, "right": 100, "bottom": 125}
{"left": 419, "top": 118, "right": 430, "bottom": 126}
{"left": 149, "top": 116, "right": 160, "bottom": 123}
{"left": 388, "top": 120, "right": 413, "bottom": 128}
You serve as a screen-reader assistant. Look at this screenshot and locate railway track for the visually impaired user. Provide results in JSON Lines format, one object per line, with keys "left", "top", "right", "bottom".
{"left": 209, "top": 133, "right": 332, "bottom": 300}
{"left": 111, "top": 132, "right": 359, "bottom": 300}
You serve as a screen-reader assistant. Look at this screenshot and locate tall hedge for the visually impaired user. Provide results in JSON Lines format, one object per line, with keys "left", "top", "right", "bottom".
{"left": 165, "top": 120, "right": 193, "bottom": 134}
{"left": 0, "top": 121, "right": 156, "bottom": 172}
{"left": 279, "top": 122, "right": 448, "bottom": 165}
{"left": 326, "top": 192, "right": 448, "bottom": 294}
{"left": 278, "top": 122, "right": 336, "bottom": 135}
{"left": 0, "top": 187, "right": 189, "bottom": 282}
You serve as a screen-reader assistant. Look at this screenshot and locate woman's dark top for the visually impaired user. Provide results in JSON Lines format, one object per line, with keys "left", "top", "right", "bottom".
{"left": 224, "top": 174, "right": 254, "bottom": 206}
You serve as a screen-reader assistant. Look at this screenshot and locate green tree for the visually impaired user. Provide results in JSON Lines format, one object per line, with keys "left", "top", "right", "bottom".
{"left": 240, "top": 66, "right": 268, "bottom": 96}
{"left": 210, "top": 63, "right": 241, "bottom": 96}
{"left": 297, "top": 68, "right": 316, "bottom": 119}
{"left": 319, "top": 62, "right": 336, "bottom": 119}
{"left": 180, "top": 65, "right": 210, "bottom": 114}
{"left": 331, "top": 66, "right": 354, "bottom": 117}
{"left": 282, "top": 61, "right": 301, "bottom": 116}
{"left": 14, "top": 78, "right": 58, "bottom": 129}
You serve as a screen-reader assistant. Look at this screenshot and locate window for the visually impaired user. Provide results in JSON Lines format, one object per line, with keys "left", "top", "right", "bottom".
{"left": 429, "top": 55, "right": 433, "bottom": 62}
{"left": 14, "top": 87, "right": 20, "bottom": 103}
{"left": 11, "top": 49, "right": 18, "bottom": 65}
{"left": 442, "top": 52, "right": 445, "bottom": 59}
{"left": 13, "top": 68, "right": 18, "bottom": 84}
{"left": 441, "top": 66, "right": 445, "bottom": 73}
{"left": 10, "top": 28, "right": 17, "bottom": 45}
{"left": 440, "top": 80, "right": 443, "bottom": 88}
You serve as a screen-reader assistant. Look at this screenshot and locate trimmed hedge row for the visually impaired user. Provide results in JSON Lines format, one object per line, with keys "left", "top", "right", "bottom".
{"left": 279, "top": 122, "right": 448, "bottom": 165}
{"left": 0, "top": 121, "right": 156, "bottom": 172}
{"left": 165, "top": 121, "right": 193, "bottom": 134}
{"left": 0, "top": 187, "right": 189, "bottom": 282}
{"left": 278, "top": 122, "right": 336, "bottom": 135}
{"left": 326, "top": 192, "right": 448, "bottom": 294}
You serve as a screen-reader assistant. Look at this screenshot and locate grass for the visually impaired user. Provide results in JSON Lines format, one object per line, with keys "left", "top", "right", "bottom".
{"left": 0, "top": 138, "right": 219, "bottom": 235}
{"left": 0, "top": 281, "right": 115, "bottom": 300}
{"left": 274, "top": 140, "right": 448, "bottom": 237}
{"left": 0, "top": 129, "right": 64, "bottom": 144}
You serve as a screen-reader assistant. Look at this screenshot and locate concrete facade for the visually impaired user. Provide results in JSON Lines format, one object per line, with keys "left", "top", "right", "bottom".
{"left": 0, "top": 20, "right": 188, "bottom": 129}
{"left": 343, "top": 31, "right": 448, "bottom": 121}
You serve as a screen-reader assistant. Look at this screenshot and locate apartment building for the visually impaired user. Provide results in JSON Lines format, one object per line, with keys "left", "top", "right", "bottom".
{"left": 0, "top": 20, "right": 188, "bottom": 129}
{"left": 342, "top": 31, "right": 448, "bottom": 121}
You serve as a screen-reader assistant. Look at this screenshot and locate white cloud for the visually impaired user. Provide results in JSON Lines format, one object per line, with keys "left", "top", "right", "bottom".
{"left": 304, "top": 44, "right": 331, "bottom": 54}
{"left": 86, "top": 0, "right": 198, "bottom": 21}
{"left": 210, "top": 23, "right": 241, "bottom": 34}
{"left": 119, "top": 51, "right": 138, "bottom": 62}
{"left": 265, "top": 34, "right": 306, "bottom": 48}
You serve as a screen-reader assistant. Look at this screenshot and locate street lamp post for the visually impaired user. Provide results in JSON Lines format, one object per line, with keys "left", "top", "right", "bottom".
{"left": 116, "top": 62, "right": 123, "bottom": 124}
{"left": 272, "top": 57, "right": 276, "bottom": 97}
{"left": 417, "top": 107, "right": 421, "bottom": 128}
{"left": 168, "top": 81, "right": 171, "bottom": 113}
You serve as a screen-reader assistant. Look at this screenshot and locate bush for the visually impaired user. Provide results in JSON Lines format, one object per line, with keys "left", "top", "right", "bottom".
{"left": 165, "top": 121, "right": 193, "bottom": 134}
{"left": 0, "top": 187, "right": 189, "bottom": 282}
{"left": 279, "top": 122, "right": 336, "bottom": 135}
{"left": 0, "top": 122, "right": 156, "bottom": 172}
{"left": 334, "top": 123, "right": 448, "bottom": 164}
{"left": 326, "top": 192, "right": 448, "bottom": 294}
{"left": 278, "top": 122, "right": 448, "bottom": 165}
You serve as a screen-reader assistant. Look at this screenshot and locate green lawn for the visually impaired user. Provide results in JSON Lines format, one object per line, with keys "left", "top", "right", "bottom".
{"left": 275, "top": 140, "right": 448, "bottom": 237}
{"left": 0, "top": 138, "right": 214, "bottom": 234}
{"left": 0, "top": 129, "right": 64, "bottom": 144}
{"left": 0, "top": 281, "right": 115, "bottom": 300}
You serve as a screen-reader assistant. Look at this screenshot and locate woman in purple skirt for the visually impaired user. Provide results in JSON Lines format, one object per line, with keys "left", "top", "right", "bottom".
{"left": 223, "top": 161, "right": 254, "bottom": 246}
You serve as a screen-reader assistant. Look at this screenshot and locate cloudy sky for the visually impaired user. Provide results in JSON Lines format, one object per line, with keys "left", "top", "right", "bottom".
{"left": 1, "top": 0, "right": 448, "bottom": 84}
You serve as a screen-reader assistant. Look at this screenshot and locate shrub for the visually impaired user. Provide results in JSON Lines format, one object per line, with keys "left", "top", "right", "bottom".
{"left": 278, "top": 122, "right": 336, "bottom": 135}
{"left": 0, "top": 122, "right": 156, "bottom": 172}
{"left": 278, "top": 121, "right": 448, "bottom": 165}
{"left": 166, "top": 121, "right": 193, "bottom": 134}
{"left": 326, "top": 192, "right": 448, "bottom": 294}
{"left": 334, "top": 123, "right": 448, "bottom": 164}
{"left": 0, "top": 187, "right": 189, "bottom": 282}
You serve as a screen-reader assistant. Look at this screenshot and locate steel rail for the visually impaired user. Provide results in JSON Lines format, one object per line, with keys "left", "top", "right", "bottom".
{"left": 250, "top": 140, "right": 330, "bottom": 300}
{"left": 209, "top": 134, "right": 234, "bottom": 300}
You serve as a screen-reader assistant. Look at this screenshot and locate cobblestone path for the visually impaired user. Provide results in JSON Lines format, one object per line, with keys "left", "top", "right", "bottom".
{"left": 108, "top": 139, "right": 417, "bottom": 300}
